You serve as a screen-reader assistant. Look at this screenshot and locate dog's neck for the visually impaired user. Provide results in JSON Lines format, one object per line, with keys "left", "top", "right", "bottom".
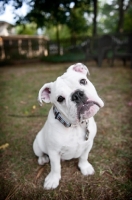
{"left": 53, "top": 106, "right": 71, "bottom": 127}
{"left": 53, "top": 106, "right": 89, "bottom": 140}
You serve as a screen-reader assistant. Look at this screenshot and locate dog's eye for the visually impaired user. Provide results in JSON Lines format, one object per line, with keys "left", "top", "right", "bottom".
{"left": 57, "top": 96, "right": 65, "bottom": 103}
{"left": 80, "top": 79, "right": 87, "bottom": 85}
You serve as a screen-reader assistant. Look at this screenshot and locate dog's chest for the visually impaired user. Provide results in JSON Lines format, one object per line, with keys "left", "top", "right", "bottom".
{"left": 60, "top": 141, "right": 90, "bottom": 160}
{"left": 59, "top": 125, "right": 90, "bottom": 160}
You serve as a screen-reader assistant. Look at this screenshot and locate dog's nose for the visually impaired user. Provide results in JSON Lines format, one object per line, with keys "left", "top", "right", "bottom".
{"left": 71, "top": 90, "right": 85, "bottom": 104}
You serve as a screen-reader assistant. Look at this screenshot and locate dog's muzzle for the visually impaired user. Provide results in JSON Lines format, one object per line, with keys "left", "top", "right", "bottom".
{"left": 71, "top": 90, "right": 86, "bottom": 104}
{"left": 71, "top": 90, "right": 100, "bottom": 120}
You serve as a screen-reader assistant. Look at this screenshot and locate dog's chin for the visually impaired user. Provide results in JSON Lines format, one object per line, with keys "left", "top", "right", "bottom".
{"left": 79, "top": 102, "right": 100, "bottom": 120}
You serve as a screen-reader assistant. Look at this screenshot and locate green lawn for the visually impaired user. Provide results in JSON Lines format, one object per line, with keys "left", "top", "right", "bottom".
{"left": 0, "top": 61, "right": 132, "bottom": 200}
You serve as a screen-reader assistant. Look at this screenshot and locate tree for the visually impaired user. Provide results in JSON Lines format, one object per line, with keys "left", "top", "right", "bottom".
{"left": 16, "top": 23, "right": 37, "bottom": 35}
{"left": 98, "top": 3, "right": 118, "bottom": 34}
{"left": 66, "top": 7, "right": 88, "bottom": 38}
{"left": 124, "top": 5, "right": 132, "bottom": 33}
{"left": 98, "top": 0, "right": 131, "bottom": 34}
{"left": 24, "top": 0, "right": 91, "bottom": 53}
{"left": 92, "top": 0, "right": 98, "bottom": 36}
{"left": 117, "top": 0, "right": 132, "bottom": 33}
{"left": 45, "top": 24, "right": 70, "bottom": 40}
{"left": 1, "top": 0, "right": 99, "bottom": 37}
{"left": 117, "top": 0, "right": 125, "bottom": 32}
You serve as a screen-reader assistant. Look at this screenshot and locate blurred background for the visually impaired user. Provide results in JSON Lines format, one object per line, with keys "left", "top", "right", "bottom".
{"left": 0, "top": 0, "right": 132, "bottom": 66}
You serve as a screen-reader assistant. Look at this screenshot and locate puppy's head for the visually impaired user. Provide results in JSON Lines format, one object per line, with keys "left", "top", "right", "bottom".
{"left": 38, "top": 63, "right": 104, "bottom": 124}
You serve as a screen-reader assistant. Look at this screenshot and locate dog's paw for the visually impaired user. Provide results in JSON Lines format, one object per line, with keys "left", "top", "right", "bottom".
{"left": 38, "top": 155, "right": 49, "bottom": 165}
{"left": 44, "top": 172, "right": 61, "bottom": 190}
{"left": 78, "top": 162, "right": 95, "bottom": 176}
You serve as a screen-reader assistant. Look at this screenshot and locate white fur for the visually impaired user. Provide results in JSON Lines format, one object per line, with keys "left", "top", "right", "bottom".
{"left": 33, "top": 63, "right": 104, "bottom": 190}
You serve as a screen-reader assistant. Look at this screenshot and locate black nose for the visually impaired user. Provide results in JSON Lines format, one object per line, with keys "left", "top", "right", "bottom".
{"left": 71, "top": 90, "right": 85, "bottom": 104}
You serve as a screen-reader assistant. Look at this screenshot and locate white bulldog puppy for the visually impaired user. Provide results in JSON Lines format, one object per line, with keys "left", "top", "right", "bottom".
{"left": 33, "top": 63, "right": 104, "bottom": 190}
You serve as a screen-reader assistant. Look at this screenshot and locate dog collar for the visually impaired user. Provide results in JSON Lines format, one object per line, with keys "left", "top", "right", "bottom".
{"left": 53, "top": 106, "right": 71, "bottom": 128}
{"left": 53, "top": 106, "right": 89, "bottom": 140}
{"left": 85, "top": 120, "right": 89, "bottom": 140}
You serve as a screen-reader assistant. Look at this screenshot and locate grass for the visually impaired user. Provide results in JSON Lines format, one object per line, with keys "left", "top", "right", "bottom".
{"left": 0, "top": 61, "right": 132, "bottom": 200}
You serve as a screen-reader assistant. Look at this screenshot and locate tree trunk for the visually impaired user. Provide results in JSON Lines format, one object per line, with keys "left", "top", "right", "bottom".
{"left": 117, "top": 0, "right": 124, "bottom": 33}
{"left": 93, "top": 0, "right": 97, "bottom": 36}
{"left": 56, "top": 24, "right": 60, "bottom": 55}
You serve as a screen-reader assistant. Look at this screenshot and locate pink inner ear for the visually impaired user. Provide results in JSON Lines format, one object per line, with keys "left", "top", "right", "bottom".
{"left": 41, "top": 88, "right": 51, "bottom": 100}
{"left": 45, "top": 88, "right": 51, "bottom": 94}
{"left": 73, "top": 66, "right": 84, "bottom": 73}
{"left": 73, "top": 63, "right": 87, "bottom": 74}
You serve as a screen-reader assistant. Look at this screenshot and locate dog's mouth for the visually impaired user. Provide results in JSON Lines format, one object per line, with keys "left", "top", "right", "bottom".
{"left": 78, "top": 101, "right": 101, "bottom": 120}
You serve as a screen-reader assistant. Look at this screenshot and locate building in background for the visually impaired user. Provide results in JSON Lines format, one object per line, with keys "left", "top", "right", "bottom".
{"left": 0, "top": 21, "right": 15, "bottom": 36}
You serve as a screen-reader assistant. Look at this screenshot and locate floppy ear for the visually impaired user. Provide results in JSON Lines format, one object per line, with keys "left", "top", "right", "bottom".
{"left": 38, "top": 83, "right": 53, "bottom": 105}
{"left": 67, "top": 63, "right": 90, "bottom": 75}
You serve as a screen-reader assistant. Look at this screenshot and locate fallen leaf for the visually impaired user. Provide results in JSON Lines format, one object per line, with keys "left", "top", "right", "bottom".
{"left": 34, "top": 167, "right": 45, "bottom": 184}
{"left": 33, "top": 105, "right": 36, "bottom": 109}
{"left": 0, "top": 143, "right": 9, "bottom": 150}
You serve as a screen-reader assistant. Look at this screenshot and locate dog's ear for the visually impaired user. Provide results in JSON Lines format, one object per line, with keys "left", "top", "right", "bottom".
{"left": 67, "top": 63, "right": 90, "bottom": 75}
{"left": 38, "top": 83, "right": 53, "bottom": 105}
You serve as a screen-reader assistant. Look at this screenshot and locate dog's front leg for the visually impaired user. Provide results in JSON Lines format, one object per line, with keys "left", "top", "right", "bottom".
{"left": 44, "top": 152, "right": 61, "bottom": 190}
{"left": 78, "top": 140, "right": 95, "bottom": 176}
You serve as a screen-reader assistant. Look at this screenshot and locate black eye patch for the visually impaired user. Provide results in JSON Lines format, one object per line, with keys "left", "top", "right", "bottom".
{"left": 80, "top": 79, "right": 87, "bottom": 85}
{"left": 57, "top": 96, "right": 65, "bottom": 103}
